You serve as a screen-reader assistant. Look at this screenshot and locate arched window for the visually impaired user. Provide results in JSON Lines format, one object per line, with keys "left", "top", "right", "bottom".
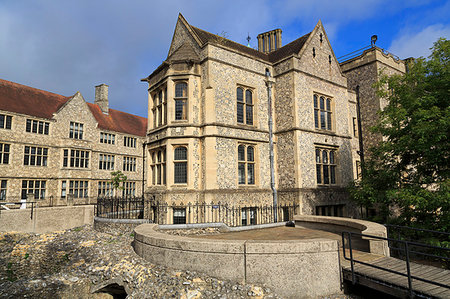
{"left": 237, "top": 87, "right": 254, "bottom": 125}
{"left": 313, "top": 94, "right": 332, "bottom": 131}
{"left": 175, "top": 82, "right": 188, "bottom": 120}
{"left": 238, "top": 145, "right": 255, "bottom": 185}
{"left": 174, "top": 146, "right": 187, "bottom": 184}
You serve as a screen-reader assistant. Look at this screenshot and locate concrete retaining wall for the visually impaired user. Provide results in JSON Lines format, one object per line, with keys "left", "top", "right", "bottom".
{"left": 294, "top": 215, "right": 389, "bottom": 256}
{"left": 134, "top": 224, "right": 341, "bottom": 298}
{"left": 0, "top": 205, "right": 94, "bottom": 234}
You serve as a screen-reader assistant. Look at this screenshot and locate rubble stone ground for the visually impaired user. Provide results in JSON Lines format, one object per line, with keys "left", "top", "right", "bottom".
{"left": 0, "top": 225, "right": 353, "bottom": 298}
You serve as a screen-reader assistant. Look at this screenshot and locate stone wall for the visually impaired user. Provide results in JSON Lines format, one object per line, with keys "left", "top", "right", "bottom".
{"left": 0, "top": 205, "right": 94, "bottom": 234}
{"left": 134, "top": 223, "right": 342, "bottom": 298}
{"left": 0, "top": 92, "right": 145, "bottom": 203}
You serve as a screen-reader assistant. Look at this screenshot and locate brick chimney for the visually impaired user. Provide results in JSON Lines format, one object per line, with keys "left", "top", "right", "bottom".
{"left": 257, "top": 29, "right": 282, "bottom": 53}
{"left": 95, "top": 84, "right": 109, "bottom": 114}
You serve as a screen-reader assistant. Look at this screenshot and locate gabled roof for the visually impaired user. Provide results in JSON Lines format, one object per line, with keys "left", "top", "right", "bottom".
{"left": 185, "top": 15, "right": 311, "bottom": 64}
{"left": 87, "top": 103, "right": 147, "bottom": 137}
{"left": 0, "top": 78, "right": 147, "bottom": 137}
{"left": 0, "top": 78, "right": 69, "bottom": 119}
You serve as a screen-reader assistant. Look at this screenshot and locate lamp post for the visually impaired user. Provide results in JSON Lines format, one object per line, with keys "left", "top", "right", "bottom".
{"left": 265, "top": 68, "right": 278, "bottom": 222}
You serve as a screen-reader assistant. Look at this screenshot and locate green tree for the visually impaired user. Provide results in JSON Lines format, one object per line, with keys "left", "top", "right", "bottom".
{"left": 110, "top": 170, "right": 127, "bottom": 193}
{"left": 349, "top": 38, "right": 450, "bottom": 231}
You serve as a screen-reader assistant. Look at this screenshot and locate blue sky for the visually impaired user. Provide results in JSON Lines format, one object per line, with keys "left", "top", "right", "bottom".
{"left": 1, "top": 0, "right": 449, "bottom": 118}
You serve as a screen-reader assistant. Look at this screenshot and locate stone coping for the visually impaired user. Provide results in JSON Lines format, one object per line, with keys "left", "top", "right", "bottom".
{"left": 135, "top": 223, "right": 338, "bottom": 254}
{"left": 293, "top": 215, "right": 389, "bottom": 256}
{"left": 293, "top": 215, "right": 387, "bottom": 237}
{"left": 157, "top": 221, "right": 286, "bottom": 232}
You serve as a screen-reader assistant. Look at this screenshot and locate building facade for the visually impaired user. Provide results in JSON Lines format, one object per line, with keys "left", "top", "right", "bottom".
{"left": 0, "top": 79, "right": 147, "bottom": 205}
{"left": 142, "top": 14, "right": 372, "bottom": 222}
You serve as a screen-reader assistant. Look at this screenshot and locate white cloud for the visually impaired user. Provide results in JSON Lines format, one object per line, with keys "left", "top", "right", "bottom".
{"left": 389, "top": 24, "right": 450, "bottom": 59}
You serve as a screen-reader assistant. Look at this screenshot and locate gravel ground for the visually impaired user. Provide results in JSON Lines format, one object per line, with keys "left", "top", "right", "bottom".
{"left": 0, "top": 225, "right": 353, "bottom": 298}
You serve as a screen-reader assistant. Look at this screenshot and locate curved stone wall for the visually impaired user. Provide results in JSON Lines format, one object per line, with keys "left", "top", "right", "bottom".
{"left": 294, "top": 215, "right": 389, "bottom": 256}
{"left": 134, "top": 224, "right": 341, "bottom": 298}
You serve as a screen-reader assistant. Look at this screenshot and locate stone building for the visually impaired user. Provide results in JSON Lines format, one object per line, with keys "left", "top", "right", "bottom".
{"left": 142, "top": 14, "right": 367, "bottom": 223}
{"left": 0, "top": 79, "right": 147, "bottom": 205}
{"left": 340, "top": 46, "right": 406, "bottom": 157}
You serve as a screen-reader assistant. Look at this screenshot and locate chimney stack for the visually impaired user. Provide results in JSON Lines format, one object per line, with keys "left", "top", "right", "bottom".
{"left": 257, "top": 29, "right": 282, "bottom": 53}
{"left": 95, "top": 84, "right": 109, "bottom": 114}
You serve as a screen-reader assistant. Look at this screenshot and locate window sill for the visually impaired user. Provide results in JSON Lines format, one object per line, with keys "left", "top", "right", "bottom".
{"left": 238, "top": 185, "right": 258, "bottom": 188}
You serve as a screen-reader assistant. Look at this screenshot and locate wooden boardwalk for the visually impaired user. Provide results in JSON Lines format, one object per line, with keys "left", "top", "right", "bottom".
{"left": 341, "top": 253, "right": 450, "bottom": 298}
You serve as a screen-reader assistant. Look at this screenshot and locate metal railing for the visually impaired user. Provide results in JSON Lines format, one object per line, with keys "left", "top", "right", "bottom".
{"left": 95, "top": 197, "right": 298, "bottom": 227}
{"left": 338, "top": 45, "right": 401, "bottom": 63}
{"left": 0, "top": 201, "right": 37, "bottom": 219}
{"left": 151, "top": 202, "right": 298, "bottom": 226}
{"left": 95, "top": 197, "right": 145, "bottom": 219}
{"left": 342, "top": 230, "right": 450, "bottom": 297}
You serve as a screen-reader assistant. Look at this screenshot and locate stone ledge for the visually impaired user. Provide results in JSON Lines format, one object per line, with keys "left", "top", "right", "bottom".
{"left": 293, "top": 215, "right": 389, "bottom": 256}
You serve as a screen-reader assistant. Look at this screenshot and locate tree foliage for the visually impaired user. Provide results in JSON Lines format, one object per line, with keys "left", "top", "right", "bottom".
{"left": 349, "top": 38, "right": 450, "bottom": 231}
{"left": 110, "top": 170, "right": 127, "bottom": 191}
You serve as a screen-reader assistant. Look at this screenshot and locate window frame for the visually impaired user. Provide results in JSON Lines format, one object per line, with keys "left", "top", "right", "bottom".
{"left": 315, "top": 147, "right": 337, "bottom": 185}
{"left": 0, "top": 180, "right": 7, "bottom": 201}
{"left": 238, "top": 144, "right": 256, "bottom": 185}
{"left": 100, "top": 132, "right": 116, "bottom": 144}
{"left": 98, "top": 181, "right": 114, "bottom": 197}
{"left": 313, "top": 94, "right": 333, "bottom": 131}
{"left": 0, "top": 143, "right": 10, "bottom": 164}
{"left": 23, "top": 146, "right": 48, "bottom": 166}
{"left": 63, "top": 149, "right": 90, "bottom": 168}
{"left": 69, "top": 121, "right": 84, "bottom": 139}
{"left": 0, "top": 114, "right": 12, "bottom": 130}
{"left": 99, "top": 153, "right": 115, "bottom": 170}
{"left": 173, "top": 146, "right": 188, "bottom": 184}
{"left": 26, "top": 119, "right": 49, "bottom": 135}
{"left": 150, "top": 147, "right": 166, "bottom": 185}
{"left": 124, "top": 136, "right": 137, "bottom": 148}
{"left": 236, "top": 87, "right": 254, "bottom": 126}
{"left": 174, "top": 82, "right": 188, "bottom": 121}
{"left": 123, "top": 156, "right": 137, "bottom": 172}
{"left": 21, "top": 180, "right": 46, "bottom": 200}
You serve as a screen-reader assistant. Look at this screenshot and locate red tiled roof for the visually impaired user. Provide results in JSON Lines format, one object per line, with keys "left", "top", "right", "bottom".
{"left": 0, "top": 78, "right": 147, "bottom": 137}
{"left": 87, "top": 103, "right": 147, "bottom": 137}
{"left": 0, "top": 78, "right": 69, "bottom": 119}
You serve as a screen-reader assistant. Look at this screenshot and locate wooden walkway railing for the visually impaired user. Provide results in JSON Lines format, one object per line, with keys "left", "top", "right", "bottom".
{"left": 342, "top": 231, "right": 450, "bottom": 298}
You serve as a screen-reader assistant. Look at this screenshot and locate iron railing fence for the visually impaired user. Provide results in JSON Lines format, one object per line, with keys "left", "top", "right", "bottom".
{"left": 151, "top": 202, "right": 299, "bottom": 227}
{"left": 337, "top": 45, "right": 401, "bottom": 63}
{"left": 95, "top": 197, "right": 299, "bottom": 227}
{"left": 96, "top": 196, "right": 145, "bottom": 220}
{"left": 342, "top": 230, "right": 450, "bottom": 298}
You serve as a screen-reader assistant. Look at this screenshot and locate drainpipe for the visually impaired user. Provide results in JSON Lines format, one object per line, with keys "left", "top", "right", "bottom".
{"left": 141, "top": 141, "right": 146, "bottom": 219}
{"left": 265, "top": 69, "right": 278, "bottom": 222}
{"left": 355, "top": 85, "right": 365, "bottom": 178}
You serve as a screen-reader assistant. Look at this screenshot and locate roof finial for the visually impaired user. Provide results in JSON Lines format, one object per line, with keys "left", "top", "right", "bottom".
{"left": 247, "top": 33, "right": 251, "bottom": 47}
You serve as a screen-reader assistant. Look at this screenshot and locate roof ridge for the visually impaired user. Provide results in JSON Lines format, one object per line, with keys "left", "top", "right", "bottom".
{"left": 191, "top": 26, "right": 267, "bottom": 56}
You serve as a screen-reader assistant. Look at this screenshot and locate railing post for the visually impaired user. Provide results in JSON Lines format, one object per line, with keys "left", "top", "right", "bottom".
{"left": 348, "top": 232, "right": 356, "bottom": 285}
{"left": 405, "top": 241, "right": 413, "bottom": 298}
